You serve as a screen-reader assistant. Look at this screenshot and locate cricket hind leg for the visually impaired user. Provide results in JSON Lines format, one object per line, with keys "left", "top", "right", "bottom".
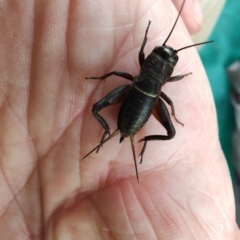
{"left": 92, "top": 85, "right": 130, "bottom": 152}
{"left": 139, "top": 97, "right": 176, "bottom": 164}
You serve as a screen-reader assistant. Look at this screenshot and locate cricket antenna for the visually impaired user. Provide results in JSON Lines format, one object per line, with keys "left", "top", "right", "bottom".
{"left": 163, "top": 0, "right": 186, "bottom": 46}
{"left": 176, "top": 40, "right": 214, "bottom": 52}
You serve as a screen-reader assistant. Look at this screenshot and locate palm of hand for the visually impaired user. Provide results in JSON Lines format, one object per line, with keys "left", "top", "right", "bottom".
{"left": 0, "top": 1, "right": 238, "bottom": 239}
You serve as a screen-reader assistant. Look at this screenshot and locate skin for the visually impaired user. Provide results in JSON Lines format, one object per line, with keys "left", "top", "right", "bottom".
{"left": 0, "top": 0, "right": 239, "bottom": 239}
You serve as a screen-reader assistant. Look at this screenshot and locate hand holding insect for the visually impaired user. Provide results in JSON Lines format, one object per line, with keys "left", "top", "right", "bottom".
{"left": 0, "top": 0, "right": 238, "bottom": 239}
{"left": 81, "top": 1, "right": 213, "bottom": 181}
{"left": 79, "top": 1, "right": 236, "bottom": 238}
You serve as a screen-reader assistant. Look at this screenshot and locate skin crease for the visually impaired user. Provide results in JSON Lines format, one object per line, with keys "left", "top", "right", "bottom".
{"left": 0, "top": 0, "right": 239, "bottom": 239}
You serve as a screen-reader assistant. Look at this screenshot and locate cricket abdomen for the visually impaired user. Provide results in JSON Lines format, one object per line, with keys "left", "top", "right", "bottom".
{"left": 117, "top": 86, "right": 156, "bottom": 137}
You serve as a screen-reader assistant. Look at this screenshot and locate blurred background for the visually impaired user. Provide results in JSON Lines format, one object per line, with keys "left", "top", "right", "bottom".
{"left": 191, "top": 0, "right": 240, "bottom": 226}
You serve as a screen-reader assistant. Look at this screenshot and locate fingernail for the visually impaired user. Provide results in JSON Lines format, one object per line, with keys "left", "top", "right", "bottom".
{"left": 194, "top": 0, "right": 203, "bottom": 26}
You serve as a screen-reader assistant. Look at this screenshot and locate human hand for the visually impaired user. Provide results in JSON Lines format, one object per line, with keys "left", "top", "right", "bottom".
{"left": 174, "top": 0, "right": 203, "bottom": 33}
{"left": 0, "top": 0, "right": 238, "bottom": 239}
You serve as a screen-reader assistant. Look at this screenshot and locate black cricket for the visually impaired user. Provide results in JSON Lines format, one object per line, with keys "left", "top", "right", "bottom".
{"left": 81, "top": 0, "right": 213, "bottom": 181}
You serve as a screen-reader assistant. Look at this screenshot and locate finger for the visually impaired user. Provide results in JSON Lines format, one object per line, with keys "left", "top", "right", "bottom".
{"left": 172, "top": 0, "right": 203, "bottom": 34}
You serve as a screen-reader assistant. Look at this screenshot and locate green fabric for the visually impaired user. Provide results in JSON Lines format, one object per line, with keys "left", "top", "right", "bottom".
{"left": 200, "top": 0, "right": 240, "bottom": 180}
